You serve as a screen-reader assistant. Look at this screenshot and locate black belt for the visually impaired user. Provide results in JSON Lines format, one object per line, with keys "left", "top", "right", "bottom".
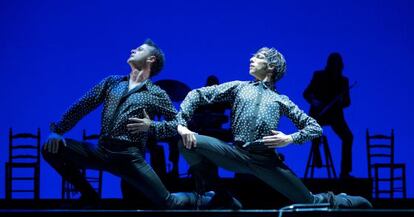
{"left": 99, "top": 137, "right": 138, "bottom": 151}
{"left": 234, "top": 140, "right": 268, "bottom": 151}
{"left": 234, "top": 140, "right": 284, "bottom": 162}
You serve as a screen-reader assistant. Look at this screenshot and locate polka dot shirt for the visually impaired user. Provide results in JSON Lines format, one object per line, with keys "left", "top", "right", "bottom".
{"left": 177, "top": 80, "right": 322, "bottom": 145}
{"left": 50, "top": 75, "right": 178, "bottom": 147}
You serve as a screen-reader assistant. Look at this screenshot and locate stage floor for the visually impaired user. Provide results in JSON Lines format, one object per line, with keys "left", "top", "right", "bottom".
{"left": 1, "top": 208, "right": 414, "bottom": 217}
{"left": 2, "top": 178, "right": 412, "bottom": 216}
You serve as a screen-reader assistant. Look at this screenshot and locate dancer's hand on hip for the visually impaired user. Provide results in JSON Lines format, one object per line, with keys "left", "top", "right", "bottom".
{"left": 127, "top": 109, "right": 152, "bottom": 134}
{"left": 262, "top": 130, "right": 293, "bottom": 149}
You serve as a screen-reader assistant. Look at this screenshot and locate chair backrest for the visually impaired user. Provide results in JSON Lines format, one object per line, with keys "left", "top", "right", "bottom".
{"left": 9, "top": 128, "right": 41, "bottom": 164}
{"left": 366, "top": 129, "right": 394, "bottom": 179}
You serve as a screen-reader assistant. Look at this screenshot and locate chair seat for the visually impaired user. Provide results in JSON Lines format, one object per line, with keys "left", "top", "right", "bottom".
{"left": 377, "top": 178, "right": 404, "bottom": 182}
{"left": 373, "top": 163, "right": 405, "bottom": 169}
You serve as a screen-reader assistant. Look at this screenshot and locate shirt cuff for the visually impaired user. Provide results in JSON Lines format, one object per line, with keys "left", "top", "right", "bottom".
{"left": 50, "top": 122, "right": 64, "bottom": 135}
{"left": 148, "top": 121, "right": 157, "bottom": 136}
{"left": 290, "top": 132, "right": 301, "bottom": 144}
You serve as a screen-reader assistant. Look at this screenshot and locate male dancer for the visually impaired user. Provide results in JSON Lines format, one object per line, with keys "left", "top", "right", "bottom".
{"left": 176, "top": 47, "right": 372, "bottom": 209}
{"left": 43, "top": 39, "right": 210, "bottom": 209}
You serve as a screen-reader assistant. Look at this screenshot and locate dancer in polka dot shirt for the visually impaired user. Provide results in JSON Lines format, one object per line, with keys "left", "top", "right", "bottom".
{"left": 42, "top": 39, "right": 212, "bottom": 209}
{"left": 176, "top": 47, "right": 372, "bottom": 209}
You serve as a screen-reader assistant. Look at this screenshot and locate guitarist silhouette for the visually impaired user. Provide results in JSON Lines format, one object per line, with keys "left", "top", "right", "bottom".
{"left": 304, "top": 53, "right": 354, "bottom": 178}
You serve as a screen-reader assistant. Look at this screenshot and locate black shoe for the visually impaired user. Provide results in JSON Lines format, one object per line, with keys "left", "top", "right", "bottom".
{"left": 207, "top": 190, "right": 242, "bottom": 210}
{"left": 335, "top": 193, "right": 373, "bottom": 209}
{"left": 196, "top": 191, "right": 215, "bottom": 210}
{"left": 167, "top": 191, "right": 213, "bottom": 210}
{"left": 340, "top": 173, "right": 355, "bottom": 179}
{"left": 78, "top": 194, "right": 101, "bottom": 209}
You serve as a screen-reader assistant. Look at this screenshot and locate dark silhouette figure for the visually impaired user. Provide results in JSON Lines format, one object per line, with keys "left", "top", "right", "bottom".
{"left": 188, "top": 75, "right": 232, "bottom": 142}
{"left": 187, "top": 75, "right": 233, "bottom": 186}
{"left": 303, "top": 52, "right": 354, "bottom": 178}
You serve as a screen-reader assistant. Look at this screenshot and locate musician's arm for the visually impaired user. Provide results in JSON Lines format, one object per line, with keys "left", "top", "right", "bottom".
{"left": 341, "top": 78, "right": 351, "bottom": 108}
{"left": 303, "top": 78, "right": 315, "bottom": 104}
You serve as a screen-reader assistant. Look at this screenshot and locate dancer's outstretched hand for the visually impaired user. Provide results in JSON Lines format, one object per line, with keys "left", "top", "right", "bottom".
{"left": 44, "top": 133, "right": 67, "bottom": 154}
{"left": 178, "top": 125, "right": 197, "bottom": 149}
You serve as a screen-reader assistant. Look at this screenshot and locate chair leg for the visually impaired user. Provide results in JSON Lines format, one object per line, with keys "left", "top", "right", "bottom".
{"left": 391, "top": 165, "right": 394, "bottom": 199}
{"left": 374, "top": 166, "right": 379, "bottom": 199}
{"left": 35, "top": 165, "right": 40, "bottom": 199}
{"left": 304, "top": 144, "right": 313, "bottom": 178}
{"left": 98, "top": 170, "right": 103, "bottom": 198}
{"left": 403, "top": 166, "right": 407, "bottom": 199}
{"left": 5, "top": 163, "right": 11, "bottom": 200}
{"left": 323, "top": 137, "right": 337, "bottom": 179}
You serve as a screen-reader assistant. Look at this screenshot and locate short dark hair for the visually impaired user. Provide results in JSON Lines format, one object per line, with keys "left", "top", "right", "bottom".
{"left": 144, "top": 38, "right": 165, "bottom": 77}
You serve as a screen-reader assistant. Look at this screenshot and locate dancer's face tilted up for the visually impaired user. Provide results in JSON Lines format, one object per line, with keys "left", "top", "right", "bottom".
{"left": 249, "top": 51, "right": 272, "bottom": 81}
{"left": 127, "top": 44, "right": 155, "bottom": 69}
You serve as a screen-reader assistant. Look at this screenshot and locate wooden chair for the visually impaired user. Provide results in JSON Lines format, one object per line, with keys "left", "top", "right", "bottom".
{"left": 366, "top": 129, "right": 406, "bottom": 198}
{"left": 5, "top": 128, "right": 41, "bottom": 199}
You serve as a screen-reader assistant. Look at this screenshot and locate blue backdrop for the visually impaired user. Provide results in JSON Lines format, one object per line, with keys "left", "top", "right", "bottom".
{"left": 1, "top": 0, "right": 413, "bottom": 198}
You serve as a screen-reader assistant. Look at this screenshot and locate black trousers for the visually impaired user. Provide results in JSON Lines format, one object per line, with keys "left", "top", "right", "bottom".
{"left": 42, "top": 138, "right": 201, "bottom": 209}
{"left": 179, "top": 135, "right": 328, "bottom": 204}
{"left": 314, "top": 116, "right": 354, "bottom": 175}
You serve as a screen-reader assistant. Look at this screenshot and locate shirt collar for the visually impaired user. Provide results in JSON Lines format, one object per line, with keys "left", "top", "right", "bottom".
{"left": 124, "top": 76, "right": 150, "bottom": 95}
{"left": 250, "top": 80, "right": 275, "bottom": 90}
